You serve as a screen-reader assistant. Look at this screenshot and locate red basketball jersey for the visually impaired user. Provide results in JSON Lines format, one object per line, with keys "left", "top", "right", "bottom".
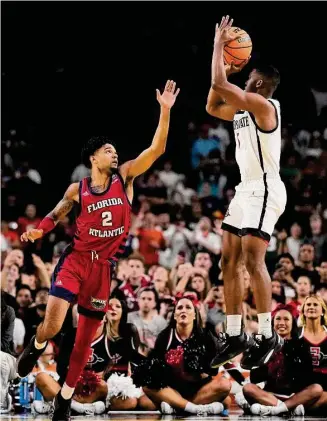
{"left": 72, "top": 173, "right": 131, "bottom": 261}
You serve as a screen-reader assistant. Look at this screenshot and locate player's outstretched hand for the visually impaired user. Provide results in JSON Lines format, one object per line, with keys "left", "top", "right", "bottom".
{"left": 156, "top": 80, "right": 180, "bottom": 109}
{"left": 225, "top": 58, "right": 251, "bottom": 76}
{"left": 215, "top": 15, "right": 240, "bottom": 45}
{"left": 20, "top": 229, "right": 43, "bottom": 243}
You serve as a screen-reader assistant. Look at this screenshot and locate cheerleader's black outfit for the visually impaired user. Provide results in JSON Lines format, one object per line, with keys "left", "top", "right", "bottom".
{"left": 250, "top": 338, "right": 315, "bottom": 399}
{"left": 132, "top": 327, "right": 219, "bottom": 398}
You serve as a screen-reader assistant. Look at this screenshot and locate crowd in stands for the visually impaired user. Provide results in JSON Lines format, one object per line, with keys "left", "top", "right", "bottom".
{"left": 1, "top": 119, "right": 327, "bottom": 416}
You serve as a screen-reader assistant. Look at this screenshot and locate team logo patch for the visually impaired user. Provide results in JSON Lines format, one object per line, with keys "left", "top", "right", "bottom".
{"left": 87, "top": 349, "right": 105, "bottom": 365}
{"left": 90, "top": 297, "right": 106, "bottom": 310}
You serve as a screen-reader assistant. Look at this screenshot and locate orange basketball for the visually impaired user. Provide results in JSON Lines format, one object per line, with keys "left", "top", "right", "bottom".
{"left": 223, "top": 27, "right": 252, "bottom": 66}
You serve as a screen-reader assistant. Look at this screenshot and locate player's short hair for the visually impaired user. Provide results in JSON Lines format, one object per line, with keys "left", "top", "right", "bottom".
{"left": 255, "top": 64, "right": 280, "bottom": 89}
{"left": 81, "top": 136, "right": 116, "bottom": 168}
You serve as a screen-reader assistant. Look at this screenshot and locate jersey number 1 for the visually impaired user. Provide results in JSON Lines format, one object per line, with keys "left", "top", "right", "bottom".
{"left": 102, "top": 211, "right": 113, "bottom": 227}
{"left": 236, "top": 132, "right": 240, "bottom": 148}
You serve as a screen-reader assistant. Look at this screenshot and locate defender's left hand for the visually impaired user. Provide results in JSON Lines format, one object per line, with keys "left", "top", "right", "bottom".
{"left": 156, "top": 80, "right": 180, "bottom": 109}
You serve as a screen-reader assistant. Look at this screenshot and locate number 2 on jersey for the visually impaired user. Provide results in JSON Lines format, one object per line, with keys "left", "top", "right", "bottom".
{"left": 102, "top": 211, "right": 113, "bottom": 227}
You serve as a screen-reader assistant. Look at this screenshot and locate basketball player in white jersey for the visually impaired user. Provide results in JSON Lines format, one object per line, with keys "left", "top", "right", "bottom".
{"left": 206, "top": 16, "right": 286, "bottom": 369}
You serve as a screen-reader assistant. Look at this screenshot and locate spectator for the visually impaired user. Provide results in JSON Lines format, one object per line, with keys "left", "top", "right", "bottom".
{"left": 15, "top": 285, "right": 33, "bottom": 322}
{"left": 286, "top": 222, "right": 303, "bottom": 261}
{"left": 205, "top": 285, "right": 226, "bottom": 331}
{"left": 119, "top": 254, "right": 150, "bottom": 311}
{"left": 128, "top": 287, "right": 167, "bottom": 355}
{"left": 158, "top": 161, "right": 184, "bottom": 198}
{"left": 137, "top": 213, "right": 166, "bottom": 267}
{"left": 2, "top": 263, "right": 20, "bottom": 298}
{"left": 191, "top": 124, "right": 220, "bottom": 169}
{"left": 292, "top": 243, "right": 321, "bottom": 289}
{"left": 17, "top": 203, "right": 41, "bottom": 238}
{"left": 289, "top": 276, "right": 313, "bottom": 316}
{"left": 273, "top": 253, "right": 297, "bottom": 300}
{"left": 309, "top": 214, "right": 327, "bottom": 263}
{"left": 1, "top": 221, "right": 20, "bottom": 249}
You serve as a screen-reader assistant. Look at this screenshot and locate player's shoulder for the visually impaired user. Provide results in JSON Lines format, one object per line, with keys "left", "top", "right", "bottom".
{"left": 65, "top": 182, "right": 80, "bottom": 201}
{"left": 118, "top": 162, "right": 133, "bottom": 184}
{"left": 268, "top": 98, "right": 280, "bottom": 108}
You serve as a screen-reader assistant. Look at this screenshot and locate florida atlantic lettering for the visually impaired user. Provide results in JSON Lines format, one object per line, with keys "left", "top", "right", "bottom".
{"left": 73, "top": 174, "right": 131, "bottom": 261}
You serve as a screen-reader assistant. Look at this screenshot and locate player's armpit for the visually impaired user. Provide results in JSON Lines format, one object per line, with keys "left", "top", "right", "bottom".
{"left": 206, "top": 87, "right": 237, "bottom": 121}
{"left": 211, "top": 81, "right": 274, "bottom": 121}
{"left": 50, "top": 182, "right": 79, "bottom": 222}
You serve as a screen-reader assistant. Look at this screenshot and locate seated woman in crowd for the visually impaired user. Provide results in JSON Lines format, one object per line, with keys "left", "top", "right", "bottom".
{"left": 35, "top": 296, "right": 152, "bottom": 415}
{"left": 240, "top": 304, "right": 323, "bottom": 416}
{"left": 300, "top": 294, "right": 327, "bottom": 414}
{"left": 132, "top": 296, "right": 230, "bottom": 415}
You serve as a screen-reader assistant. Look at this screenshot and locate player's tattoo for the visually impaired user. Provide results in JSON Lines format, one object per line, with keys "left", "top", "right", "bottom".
{"left": 90, "top": 184, "right": 106, "bottom": 194}
{"left": 50, "top": 195, "right": 75, "bottom": 222}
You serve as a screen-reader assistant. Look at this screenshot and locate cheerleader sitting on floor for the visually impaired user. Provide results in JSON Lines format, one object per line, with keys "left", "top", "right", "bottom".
{"left": 132, "top": 295, "right": 231, "bottom": 415}
{"left": 239, "top": 304, "right": 323, "bottom": 416}
{"left": 35, "top": 296, "right": 153, "bottom": 415}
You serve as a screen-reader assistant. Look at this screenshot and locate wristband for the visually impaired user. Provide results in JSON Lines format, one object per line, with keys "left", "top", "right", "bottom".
{"left": 38, "top": 216, "right": 56, "bottom": 235}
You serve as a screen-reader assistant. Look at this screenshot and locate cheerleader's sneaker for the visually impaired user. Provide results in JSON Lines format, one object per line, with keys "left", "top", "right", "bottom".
{"left": 197, "top": 402, "right": 224, "bottom": 415}
{"left": 161, "top": 402, "right": 175, "bottom": 414}
{"left": 71, "top": 400, "right": 105, "bottom": 415}
{"left": 291, "top": 405, "right": 305, "bottom": 416}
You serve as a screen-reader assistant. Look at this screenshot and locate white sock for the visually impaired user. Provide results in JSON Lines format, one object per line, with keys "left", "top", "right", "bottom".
{"left": 258, "top": 312, "right": 272, "bottom": 338}
{"left": 226, "top": 315, "right": 242, "bottom": 336}
{"left": 34, "top": 338, "right": 47, "bottom": 350}
{"left": 61, "top": 383, "right": 75, "bottom": 400}
{"left": 185, "top": 402, "right": 199, "bottom": 413}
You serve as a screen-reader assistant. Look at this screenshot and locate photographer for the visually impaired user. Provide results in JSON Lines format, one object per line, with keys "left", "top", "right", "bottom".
{"left": 273, "top": 254, "right": 297, "bottom": 301}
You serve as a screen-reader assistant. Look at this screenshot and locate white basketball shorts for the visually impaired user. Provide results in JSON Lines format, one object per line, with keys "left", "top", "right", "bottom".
{"left": 222, "top": 175, "right": 287, "bottom": 242}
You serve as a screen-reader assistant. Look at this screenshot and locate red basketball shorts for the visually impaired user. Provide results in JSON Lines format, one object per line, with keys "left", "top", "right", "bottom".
{"left": 50, "top": 247, "right": 112, "bottom": 318}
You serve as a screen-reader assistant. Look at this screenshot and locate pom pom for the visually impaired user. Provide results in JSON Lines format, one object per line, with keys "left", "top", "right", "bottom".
{"left": 132, "top": 357, "right": 171, "bottom": 389}
{"left": 75, "top": 370, "right": 101, "bottom": 397}
{"left": 106, "top": 373, "right": 142, "bottom": 407}
{"left": 183, "top": 335, "right": 207, "bottom": 373}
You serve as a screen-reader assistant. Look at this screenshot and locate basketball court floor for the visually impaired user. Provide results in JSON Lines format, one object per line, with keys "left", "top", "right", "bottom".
{"left": 1, "top": 411, "right": 326, "bottom": 420}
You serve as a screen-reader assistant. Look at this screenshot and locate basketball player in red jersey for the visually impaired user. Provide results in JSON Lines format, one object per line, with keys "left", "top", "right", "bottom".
{"left": 17, "top": 80, "right": 180, "bottom": 421}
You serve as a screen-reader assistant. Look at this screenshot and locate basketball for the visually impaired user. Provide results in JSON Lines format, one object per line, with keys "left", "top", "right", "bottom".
{"left": 223, "top": 27, "right": 252, "bottom": 66}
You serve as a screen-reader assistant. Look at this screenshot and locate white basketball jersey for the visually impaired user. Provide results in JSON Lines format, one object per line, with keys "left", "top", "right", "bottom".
{"left": 233, "top": 99, "right": 281, "bottom": 181}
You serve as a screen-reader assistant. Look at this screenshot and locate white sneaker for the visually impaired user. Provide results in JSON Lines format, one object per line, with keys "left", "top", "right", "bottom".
{"left": 33, "top": 400, "right": 53, "bottom": 414}
{"left": 250, "top": 403, "right": 277, "bottom": 416}
{"left": 161, "top": 401, "right": 175, "bottom": 414}
{"left": 71, "top": 400, "right": 105, "bottom": 415}
{"left": 292, "top": 405, "right": 305, "bottom": 416}
{"left": 197, "top": 402, "right": 224, "bottom": 415}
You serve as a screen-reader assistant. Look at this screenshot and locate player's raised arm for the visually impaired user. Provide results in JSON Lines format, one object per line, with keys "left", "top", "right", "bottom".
{"left": 211, "top": 16, "right": 276, "bottom": 125}
{"left": 20, "top": 183, "right": 79, "bottom": 243}
{"left": 206, "top": 55, "right": 249, "bottom": 121}
{"left": 120, "top": 80, "right": 180, "bottom": 180}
